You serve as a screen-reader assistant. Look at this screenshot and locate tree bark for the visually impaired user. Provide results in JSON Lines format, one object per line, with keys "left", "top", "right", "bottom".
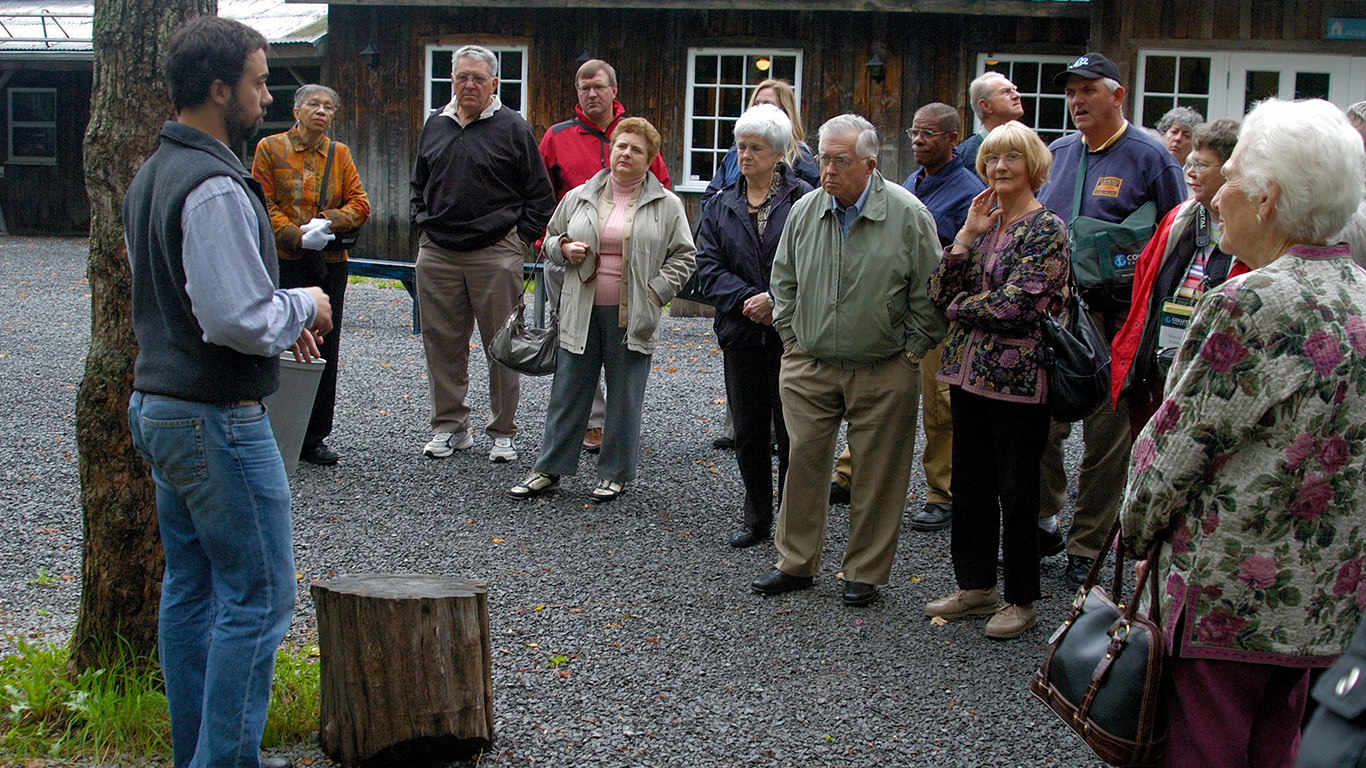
{"left": 70, "top": 0, "right": 215, "bottom": 675}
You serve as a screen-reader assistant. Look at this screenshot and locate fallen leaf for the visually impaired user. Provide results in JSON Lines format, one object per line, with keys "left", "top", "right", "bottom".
{"left": 525, "top": 642, "right": 539, "bottom": 648}
{"left": 492, "top": 537, "right": 506, "bottom": 544}
{"left": 930, "top": 616, "right": 949, "bottom": 627}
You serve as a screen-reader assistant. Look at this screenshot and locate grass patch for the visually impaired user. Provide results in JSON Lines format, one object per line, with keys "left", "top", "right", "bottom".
{"left": 0, "top": 640, "right": 320, "bottom": 761}
{"left": 347, "top": 275, "right": 406, "bottom": 290}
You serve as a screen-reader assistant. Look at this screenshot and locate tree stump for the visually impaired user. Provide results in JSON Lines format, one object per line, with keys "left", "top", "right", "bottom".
{"left": 311, "top": 574, "right": 493, "bottom": 766}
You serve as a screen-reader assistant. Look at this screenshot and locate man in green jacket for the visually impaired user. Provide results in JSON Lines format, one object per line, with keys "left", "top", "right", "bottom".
{"left": 750, "top": 113, "right": 947, "bottom": 607}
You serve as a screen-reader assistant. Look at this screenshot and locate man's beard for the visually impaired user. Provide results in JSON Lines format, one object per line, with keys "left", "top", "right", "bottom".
{"left": 224, "top": 94, "right": 261, "bottom": 147}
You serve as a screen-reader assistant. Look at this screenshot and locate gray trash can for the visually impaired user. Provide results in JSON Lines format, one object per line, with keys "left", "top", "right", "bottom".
{"left": 263, "top": 354, "right": 326, "bottom": 477}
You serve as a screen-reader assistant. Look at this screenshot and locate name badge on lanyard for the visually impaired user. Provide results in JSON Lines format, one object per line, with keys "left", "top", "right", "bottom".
{"left": 1157, "top": 299, "right": 1196, "bottom": 352}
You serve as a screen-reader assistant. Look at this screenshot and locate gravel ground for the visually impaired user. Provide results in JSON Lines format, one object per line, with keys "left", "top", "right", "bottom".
{"left": 0, "top": 236, "right": 1103, "bottom": 767}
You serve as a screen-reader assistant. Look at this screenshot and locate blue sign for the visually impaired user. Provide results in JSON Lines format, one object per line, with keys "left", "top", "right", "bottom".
{"left": 1327, "top": 18, "right": 1366, "bottom": 40}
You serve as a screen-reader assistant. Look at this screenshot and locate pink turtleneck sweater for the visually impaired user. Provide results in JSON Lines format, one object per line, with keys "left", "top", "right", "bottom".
{"left": 594, "top": 174, "right": 645, "bottom": 306}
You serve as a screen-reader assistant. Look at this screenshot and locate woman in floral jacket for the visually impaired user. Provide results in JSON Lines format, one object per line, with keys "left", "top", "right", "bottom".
{"left": 923, "top": 122, "right": 1069, "bottom": 640}
{"left": 1120, "top": 98, "right": 1366, "bottom": 768}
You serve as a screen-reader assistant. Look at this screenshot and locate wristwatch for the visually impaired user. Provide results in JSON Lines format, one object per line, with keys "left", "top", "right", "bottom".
{"left": 765, "top": 292, "right": 775, "bottom": 308}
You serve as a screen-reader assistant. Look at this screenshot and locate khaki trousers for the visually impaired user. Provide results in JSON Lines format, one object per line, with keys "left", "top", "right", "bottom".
{"left": 833, "top": 340, "right": 952, "bottom": 505}
{"left": 416, "top": 229, "right": 524, "bottom": 438}
{"left": 775, "top": 348, "right": 919, "bottom": 585}
{"left": 1038, "top": 306, "right": 1132, "bottom": 560}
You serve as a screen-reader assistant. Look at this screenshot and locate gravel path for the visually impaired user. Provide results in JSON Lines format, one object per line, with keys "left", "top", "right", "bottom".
{"left": 0, "top": 237, "right": 1102, "bottom": 767}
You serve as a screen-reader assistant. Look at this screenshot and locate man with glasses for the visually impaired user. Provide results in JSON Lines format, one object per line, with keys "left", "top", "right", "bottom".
{"left": 956, "top": 72, "right": 1025, "bottom": 163}
{"left": 412, "top": 44, "right": 555, "bottom": 463}
{"left": 537, "top": 59, "right": 670, "bottom": 454}
{"left": 750, "top": 113, "right": 945, "bottom": 608}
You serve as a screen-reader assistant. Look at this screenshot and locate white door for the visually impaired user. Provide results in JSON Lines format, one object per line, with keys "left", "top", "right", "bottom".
{"left": 1226, "top": 53, "right": 1355, "bottom": 114}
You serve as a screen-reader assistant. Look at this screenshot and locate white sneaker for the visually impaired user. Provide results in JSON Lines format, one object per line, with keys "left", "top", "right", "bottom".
{"left": 489, "top": 436, "right": 518, "bottom": 463}
{"left": 424, "top": 431, "right": 473, "bottom": 458}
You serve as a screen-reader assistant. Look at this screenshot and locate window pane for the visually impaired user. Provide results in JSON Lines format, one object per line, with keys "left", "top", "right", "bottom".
{"left": 1177, "top": 97, "right": 1209, "bottom": 118}
{"left": 1143, "top": 96, "right": 1173, "bottom": 128}
{"left": 1178, "top": 57, "right": 1210, "bottom": 94}
{"left": 720, "top": 55, "right": 744, "bottom": 84}
{"left": 1245, "top": 71, "right": 1279, "bottom": 109}
{"left": 1038, "top": 128, "right": 1066, "bottom": 146}
{"left": 501, "top": 50, "right": 522, "bottom": 78}
{"left": 1295, "top": 72, "right": 1331, "bottom": 101}
{"left": 432, "top": 80, "right": 452, "bottom": 109}
{"left": 1040, "top": 63, "right": 1068, "bottom": 95}
{"left": 692, "top": 151, "right": 715, "bottom": 181}
{"left": 1019, "top": 95, "right": 1039, "bottom": 125}
{"left": 501, "top": 82, "right": 523, "bottom": 111}
{"left": 1038, "top": 96, "right": 1066, "bottom": 132}
{"left": 432, "top": 51, "right": 452, "bottom": 77}
{"left": 718, "top": 120, "right": 735, "bottom": 151}
{"left": 693, "top": 87, "right": 717, "bottom": 117}
{"left": 1145, "top": 56, "right": 1176, "bottom": 93}
{"left": 772, "top": 55, "right": 797, "bottom": 83}
{"left": 692, "top": 119, "right": 715, "bottom": 150}
{"left": 12, "top": 126, "right": 55, "bottom": 158}
{"left": 11, "top": 91, "right": 55, "bottom": 122}
{"left": 694, "top": 55, "right": 718, "bottom": 85}
{"left": 1013, "top": 62, "right": 1039, "bottom": 93}
{"left": 985, "top": 61, "right": 1008, "bottom": 76}
{"left": 720, "top": 87, "right": 743, "bottom": 116}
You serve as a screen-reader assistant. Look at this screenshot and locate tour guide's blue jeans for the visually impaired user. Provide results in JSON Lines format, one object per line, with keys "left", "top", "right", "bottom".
{"left": 128, "top": 392, "right": 295, "bottom": 768}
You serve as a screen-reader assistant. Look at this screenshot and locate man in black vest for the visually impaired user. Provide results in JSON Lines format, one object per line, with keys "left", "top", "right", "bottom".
{"left": 124, "top": 16, "right": 331, "bottom": 768}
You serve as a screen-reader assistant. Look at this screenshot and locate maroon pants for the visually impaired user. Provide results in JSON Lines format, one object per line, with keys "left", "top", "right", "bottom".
{"left": 1163, "top": 655, "right": 1309, "bottom": 768}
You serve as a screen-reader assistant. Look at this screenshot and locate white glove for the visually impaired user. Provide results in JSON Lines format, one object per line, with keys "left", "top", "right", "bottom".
{"left": 302, "top": 217, "right": 332, "bottom": 234}
{"left": 301, "top": 225, "right": 335, "bottom": 251}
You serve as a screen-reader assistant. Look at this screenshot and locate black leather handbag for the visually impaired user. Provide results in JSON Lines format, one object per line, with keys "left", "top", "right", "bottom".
{"left": 1030, "top": 522, "right": 1165, "bottom": 767}
{"left": 1297, "top": 611, "right": 1366, "bottom": 768}
{"left": 490, "top": 302, "right": 558, "bottom": 377}
{"left": 1041, "top": 277, "right": 1112, "bottom": 423}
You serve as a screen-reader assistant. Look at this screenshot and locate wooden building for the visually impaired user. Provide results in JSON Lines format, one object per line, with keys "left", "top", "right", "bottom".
{"left": 0, "top": 0, "right": 327, "bottom": 235}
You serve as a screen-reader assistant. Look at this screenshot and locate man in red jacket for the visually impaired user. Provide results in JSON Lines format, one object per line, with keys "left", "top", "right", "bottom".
{"left": 538, "top": 59, "right": 670, "bottom": 453}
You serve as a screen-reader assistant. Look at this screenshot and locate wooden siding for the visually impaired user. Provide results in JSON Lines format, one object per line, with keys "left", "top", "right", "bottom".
{"left": 324, "top": 0, "right": 1092, "bottom": 18}
{"left": 325, "top": 5, "right": 1086, "bottom": 261}
{"left": 1, "top": 68, "right": 92, "bottom": 235}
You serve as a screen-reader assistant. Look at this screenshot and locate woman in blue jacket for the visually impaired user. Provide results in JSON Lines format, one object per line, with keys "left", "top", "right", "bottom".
{"left": 700, "top": 79, "right": 819, "bottom": 209}
{"left": 696, "top": 104, "right": 814, "bottom": 548}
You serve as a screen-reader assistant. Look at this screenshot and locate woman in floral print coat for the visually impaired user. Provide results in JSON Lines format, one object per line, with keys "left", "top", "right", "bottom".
{"left": 923, "top": 122, "right": 1069, "bottom": 640}
{"left": 1120, "top": 98, "right": 1366, "bottom": 768}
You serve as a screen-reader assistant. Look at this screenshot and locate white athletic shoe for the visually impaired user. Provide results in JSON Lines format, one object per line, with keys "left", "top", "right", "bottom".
{"left": 424, "top": 431, "right": 473, "bottom": 458}
{"left": 489, "top": 436, "right": 518, "bottom": 463}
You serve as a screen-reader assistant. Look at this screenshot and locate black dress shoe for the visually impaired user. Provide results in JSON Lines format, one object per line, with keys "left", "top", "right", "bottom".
{"left": 729, "top": 525, "right": 770, "bottom": 549}
{"left": 828, "top": 481, "right": 851, "bottom": 506}
{"left": 751, "top": 569, "right": 813, "bottom": 596}
{"left": 300, "top": 443, "right": 339, "bottom": 466}
{"left": 1039, "top": 526, "right": 1066, "bottom": 558}
{"left": 842, "top": 581, "right": 878, "bottom": 607}
{"left": 908, "top": 502, "right": 952, "bottom": 531}
{"left": 712, "top": 435, "right": 735, "bottom": 450}
{"left": 1066, "top": 554, "right": 1096, "bottom": 591}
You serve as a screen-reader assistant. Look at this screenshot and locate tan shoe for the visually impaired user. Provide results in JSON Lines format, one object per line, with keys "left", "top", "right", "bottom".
{"left": 582, "top": 427, "right": 603, "bottom": 453}
{"left": 924, "top": 588, "right": 999, "bottom": 619}
{"left": 985, "top": 602, "right": 1038, "bottom": 639}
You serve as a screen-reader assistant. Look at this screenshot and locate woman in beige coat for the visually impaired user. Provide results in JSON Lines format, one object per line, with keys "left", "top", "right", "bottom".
{"left": 510, "top": 118, "right": 695, "bottom": 501}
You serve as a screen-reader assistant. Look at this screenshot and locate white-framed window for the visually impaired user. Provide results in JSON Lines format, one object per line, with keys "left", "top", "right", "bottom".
{"left": 425, "top": 44, "right": 529, "bottom": 120}
{"left": 8, "top": 87, "right": 57, "bottom": 165}
{"left": 681, "top": 47, "right": 803, "bottom": 193}
{"left": 976, "top": 54, "right": 1078, "bottom": 145}
{"left": 1135, "top": 50, "right": 1365, "bottom": 127}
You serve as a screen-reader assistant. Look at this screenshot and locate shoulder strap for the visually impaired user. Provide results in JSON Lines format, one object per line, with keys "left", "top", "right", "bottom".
{"left": 1070, "top": 145, "right": 1090, "bottom": 222}
{"left": 316, "top": 140, "right": 336, "bottom": 219}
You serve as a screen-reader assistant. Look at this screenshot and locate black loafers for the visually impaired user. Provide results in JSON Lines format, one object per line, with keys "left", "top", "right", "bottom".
{"left": 842, "top": 581, "right": 878, "bottom": 607}
{"left": 751, "top": 569, "right": 813, "bottom": 596}
{"left": 1039, "top": 526, "right": 1067, "bottom": 558}
{"left": 300, "top": 442, "right": 339, "bottom": 466}
{"left": 908, "top": 502, "right": 952, "bottom": 531}
{"left": 1066, "top": 555, "right": 1096, "bottom": 591}
{"left": 729, "top": 525, "right": 770, "bottom": 549}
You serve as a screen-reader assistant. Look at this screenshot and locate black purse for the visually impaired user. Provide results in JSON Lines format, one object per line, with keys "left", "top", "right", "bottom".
{"left": 489, "top": 255, "right": 558, "bottom": 377}
{"left": 1030, "top": 521, "right": 1166, "bottom": 767}
{"left": 1041, "top": 271, "right": 1112, "bottom": 423}
{"left": 314, "top": 140, "right": 361, "bottom": 253}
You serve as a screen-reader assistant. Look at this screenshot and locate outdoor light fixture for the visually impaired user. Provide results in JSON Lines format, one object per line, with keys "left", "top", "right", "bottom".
{"left": 865, "top": 54, "right": 886, "bottom": 84}
{"left": 755, "top": 57, "right": 771, "bottom": 72}
{"left": 577, "top": 48, "right": 595, "bottom": 63}
{"left": 360, "top": 42, "right": 380, "bottom": 71}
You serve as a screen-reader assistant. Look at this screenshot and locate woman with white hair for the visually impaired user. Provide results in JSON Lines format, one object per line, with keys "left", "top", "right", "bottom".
{"left": 696, "top": 104, "right": 814, "bottom": 548}
{"left": 1120, "top": 98, "right": 1366, "bottom": 767}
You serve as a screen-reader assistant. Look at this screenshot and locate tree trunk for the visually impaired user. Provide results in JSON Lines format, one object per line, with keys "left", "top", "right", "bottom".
{"left": 70, "top": 0, "right": 215, "bottom": 675}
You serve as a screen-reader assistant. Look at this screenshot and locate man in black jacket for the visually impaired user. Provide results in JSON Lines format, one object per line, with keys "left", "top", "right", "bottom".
{"left": 411, "top": 44, "right": 555, "bottom": 463}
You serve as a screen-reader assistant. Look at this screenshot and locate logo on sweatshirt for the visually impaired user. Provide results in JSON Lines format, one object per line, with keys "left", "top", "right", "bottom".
{"left": 1093, "top": 176, "right": 1123, "bottom": 197}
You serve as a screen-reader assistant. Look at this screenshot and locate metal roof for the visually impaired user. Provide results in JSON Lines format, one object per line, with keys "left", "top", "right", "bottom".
{"left": 0, "top": 0, "right": 327, "bottom": 57}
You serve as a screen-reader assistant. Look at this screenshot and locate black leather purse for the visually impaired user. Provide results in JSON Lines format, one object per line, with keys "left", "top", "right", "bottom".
{"left": 490, "top": 300, "right": 558, "bottom": 377}
{"left": 1030, "top": 522, "right": 1166, "bottom": 767}
{"left": 1041, "top": 273, "right": 1112, "bottom": 423}
{"left": 1297, "top": 611, "right": 1366, "bottom": 768}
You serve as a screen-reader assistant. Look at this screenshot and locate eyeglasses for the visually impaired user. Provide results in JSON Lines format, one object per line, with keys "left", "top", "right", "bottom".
{"left": 301, "top": 100, "right": 336, "bottom": 113}
{"left": 983, "top": 152, "right": 1025, "bottom": 166}
{"left": 815, "top": 154, "right": 868, "bottom": 171}
{"left": 905, "top": 128, "right": 946, "bottom": 140}
{"left": 577, "top": 83, "right": 613, "bottom": 94}
{"left": 454, "top": 73, "right": 492, "bottom": 85}
{"left": 1184, "top": 160, "right": 1213, "bottom": 173}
